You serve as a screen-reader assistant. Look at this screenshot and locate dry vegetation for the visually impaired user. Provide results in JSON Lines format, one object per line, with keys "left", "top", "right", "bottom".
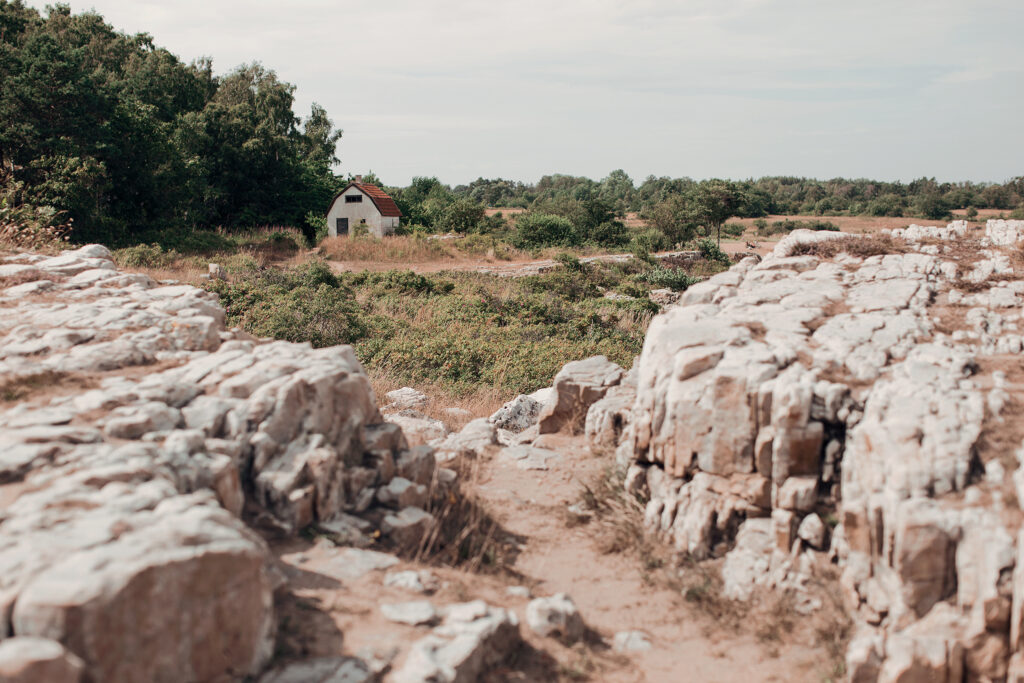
{"left": 789, "top": 234, "right": 909, "bottom": 259}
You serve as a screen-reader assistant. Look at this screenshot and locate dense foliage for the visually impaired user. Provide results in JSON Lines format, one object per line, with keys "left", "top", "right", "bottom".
{"left": 454, "top": 172, "right": 1024, "bottom": 218}
{"left": 0, "top": 1, "right": 342, "bottom": 243}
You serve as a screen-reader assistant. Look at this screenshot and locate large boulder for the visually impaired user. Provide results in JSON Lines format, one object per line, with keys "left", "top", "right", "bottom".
{"left": 3, "top": 492, "right": 274, "bottom": 683}
{"left": 538, "top": 356, "right": 625, "bottom": 434}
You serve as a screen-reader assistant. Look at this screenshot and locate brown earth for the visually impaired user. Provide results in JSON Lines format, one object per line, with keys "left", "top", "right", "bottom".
{"left": 274, "top": 429, "right": 842, "bottom": 682}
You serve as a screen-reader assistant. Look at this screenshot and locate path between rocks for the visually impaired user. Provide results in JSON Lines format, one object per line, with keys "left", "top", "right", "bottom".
{"left": 473, "top": 433, "right": 824, "bottom": 682}
{"left": 273, "top": 428, "right": 828, "bottom": 681}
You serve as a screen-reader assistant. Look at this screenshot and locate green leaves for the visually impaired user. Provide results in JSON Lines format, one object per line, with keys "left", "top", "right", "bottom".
{"left": 0, "top": 4, "right": 341, "bottom": 244}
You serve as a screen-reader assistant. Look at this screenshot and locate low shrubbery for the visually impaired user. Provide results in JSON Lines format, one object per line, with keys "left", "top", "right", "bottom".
{"left": 203, "top": 256, "right": 717, "bottom": 395}
{"left": 636, "top": 267, "right": 701, "bottom": 291}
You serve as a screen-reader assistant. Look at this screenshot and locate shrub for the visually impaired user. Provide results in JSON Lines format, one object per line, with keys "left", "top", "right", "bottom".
{"left": 130, "top": 228, "right": 235, "bottom": 254}
{"left": 588, "top": 220, "right": 629, "bottom": 247}
{"left": 305, "top": 211, "right": 328, "bottom": 243}
{"left": 113, "top": 243, "right": 178, "bottom": 268}
{"left": 636, "top": 267, "right": 700, "bottom": 291}
{"left": 0, "top": 201, "right": 71, "bottom": 252}
{"left": 555, "top": 252, "right": 585, "bottom": 272}
{"left": 207, "top": 265, "right": 367, "bottom": 348}
{"left": 722, "top": 223, "right": 745, "bottom": 237}
{"left": 512, "top": 212, "right": 578, "bottom": 249}
{"left": 697, "top": 237, "right": 730, "bottom": 265}
{"left": 865, "top": 194, "right": 904, "bottom": 217}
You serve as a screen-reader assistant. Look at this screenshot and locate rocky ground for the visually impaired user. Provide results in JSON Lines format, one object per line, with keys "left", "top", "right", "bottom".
{"left": 2, "top": 220, "right": 1024, "bottom": 681}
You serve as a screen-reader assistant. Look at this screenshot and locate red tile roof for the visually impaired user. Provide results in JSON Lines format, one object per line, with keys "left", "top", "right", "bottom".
{"left": 329, "top": 183, "right": 403, "bottom": 218}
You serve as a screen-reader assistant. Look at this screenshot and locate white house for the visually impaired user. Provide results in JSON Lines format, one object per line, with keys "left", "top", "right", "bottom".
{"left": 326, "top": 176, "right": 402, "bottom": 238}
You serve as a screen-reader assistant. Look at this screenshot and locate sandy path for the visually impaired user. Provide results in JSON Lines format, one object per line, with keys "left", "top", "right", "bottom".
{"left": 272, "top": 430, "right": 834, "bottom": 681}
{"left": 474, "top": 434, "right": 827, "bottom": 682}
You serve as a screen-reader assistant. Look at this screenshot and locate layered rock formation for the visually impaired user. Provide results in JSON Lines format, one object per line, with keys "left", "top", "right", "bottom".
{"left": 0, "top": 246, "right": 447, "bottom": 681}
{"left": 590, "top": 220, "right": 1024, "bottom": 680}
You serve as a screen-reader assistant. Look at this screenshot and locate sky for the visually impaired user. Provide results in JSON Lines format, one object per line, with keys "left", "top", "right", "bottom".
{"left": 30, "top": 0, "right": 1024, "bottom": 186}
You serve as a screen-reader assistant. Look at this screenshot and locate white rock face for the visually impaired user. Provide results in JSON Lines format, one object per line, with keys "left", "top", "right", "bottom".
{"left": 538, "top": 355, "right": 625, "bottom": 434}
{"left": 0, "top": 246, "right": 442, "bottom": 682}
{"left": 600, "top": 223, "right": 1024, "bottom": 680}
{"left": 489, "top": 394, "right": 544, "bottom": 432}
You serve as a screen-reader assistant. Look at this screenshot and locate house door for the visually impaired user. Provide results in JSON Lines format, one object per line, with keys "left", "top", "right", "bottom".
{"left": 336, "top": 218, "right": 349, "bottom": 236}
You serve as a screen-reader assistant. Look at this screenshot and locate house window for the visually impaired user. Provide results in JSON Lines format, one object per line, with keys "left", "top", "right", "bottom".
{"left": 345, "top": 195, "right": 362, "bottom": 203}
{"left": 359, "top": 219, "right": 367, "bottom": 224}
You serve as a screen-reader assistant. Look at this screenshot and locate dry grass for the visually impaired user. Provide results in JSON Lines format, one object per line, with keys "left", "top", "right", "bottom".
{"left": 318, "top": 236, "right": 465, "bottom": 264}
{"left": 789, "top": 234, "right": 908, "bottom": 259}
{"left": 0, "top": 270, "right": 62, "bottom": 288}
{"left": 368, "top": 370, "right": 508, "bottom": 432}
{"left": 415, "top": 458, "right": 524, "bottom": 575}
{"left": 0, "top": 371, "right": 98, "bottom": 403}
{"left": 0, "top": 219, "right": 71, "bottom": 254}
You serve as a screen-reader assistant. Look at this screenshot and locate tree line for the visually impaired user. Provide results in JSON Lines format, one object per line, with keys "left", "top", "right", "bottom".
{"left": 3, "top": 3, "right": 1021, "bottom": 251}
{"left": 0, "top": 1, "right": 342, "bottom": 244}
{"left": 454, "top": 172, "right": 1024, "bottom": 219}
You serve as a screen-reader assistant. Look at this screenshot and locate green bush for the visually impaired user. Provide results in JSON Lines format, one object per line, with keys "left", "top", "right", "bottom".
{"left": 555, "top": 252, "right": 585, "bottom": 272}
{"left": 113, "top": 243, "right": 178, "bottom": 268}
{"left": 512, "top": 213, "right": 578, "bottom": 248}
{"left": 636, "top": 267, "right": 700, "bottom": 291}
{"left": 722, "top": 223, "right": 745, "bottom": 237}
{"left": 588, "top": 220, "right": 629, "bottom": 247}
{"left": 629, "top": 228, "right": 668, "bottom": 264}
{"left": 306, "top": 211, "right": 328, "bottom": 243}
{"left": 697, "top": 238, "right": 730, "bottom": 265}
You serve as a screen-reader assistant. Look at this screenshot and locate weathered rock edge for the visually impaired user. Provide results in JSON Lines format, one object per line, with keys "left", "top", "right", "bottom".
{"left": 0, "top": 245, "right": 442, "bottom": 682}
{"left": 587, "top": 221, "right": 1024, "bottom": 680}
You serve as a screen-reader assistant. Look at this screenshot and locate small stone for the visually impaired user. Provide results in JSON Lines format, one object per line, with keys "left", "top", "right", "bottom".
{"left": 613, "top": 630, "right": 652, "bottom": 652}
{"left": 506, "top": 586, "right": 532, "bottom": 598}
{"left": 258, "top": 657, "right": 372, "bottom": 683}
{"left": 384, "top": 570, "right": 440, "bottom": 594}
{"left": 385, "top": 387, "right": 428, "bottom": 411}
{"left": 376, "top": 477, "right": 429, "bottom": 509}
{"left": 381, "top": 601, "right": 438, "bottom": 626}
{"left": 382, "top": 507, "right": 436, "bottom": 549}
{"left": 797, "top": 513, "right": 826, "bottom": 549}
{"left": 489, "top": 394, "right": 543, "bottom": 432}
{"left": 525, "top": 593, "right": 585, "bottom": 643}
{"left": 319, "top": 548, "right": 400, "bottom": 581}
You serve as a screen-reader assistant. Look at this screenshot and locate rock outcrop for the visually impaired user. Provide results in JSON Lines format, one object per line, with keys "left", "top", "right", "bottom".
{"left": 0, "top": 246, "right": 443, "bottom": 681}
{"left": 586, "top": 222, "right": 1024, "bottom": 680}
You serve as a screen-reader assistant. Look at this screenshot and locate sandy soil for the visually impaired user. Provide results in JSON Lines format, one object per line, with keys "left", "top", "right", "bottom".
{"left": 273, "top": 432, "right": 838, "bottom": 681}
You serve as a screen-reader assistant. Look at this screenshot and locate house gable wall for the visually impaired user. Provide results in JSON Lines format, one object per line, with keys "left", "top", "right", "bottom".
{"left": 326, "top": 186, "right": 399, "bottom": 238}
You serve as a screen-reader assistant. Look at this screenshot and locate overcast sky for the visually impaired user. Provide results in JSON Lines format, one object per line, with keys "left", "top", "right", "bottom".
{"left": 32, "top": 0, "right": 1024, "bottom": 186}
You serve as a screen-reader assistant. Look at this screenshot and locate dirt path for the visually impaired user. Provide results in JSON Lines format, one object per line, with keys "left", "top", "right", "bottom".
{"left": 273, "top": 430, "right": 834, "bottom": 681}
{"left": 473, "top": 433, "right": 826, "bottom": 682}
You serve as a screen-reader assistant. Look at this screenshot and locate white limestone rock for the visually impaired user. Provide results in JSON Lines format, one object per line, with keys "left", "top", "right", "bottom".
{"left": 538, "top": 356, "right": 624, "bottom": 434}
{"left": 391, "top": 601, "right": 520, "bottom": 683}
{"left": 525, "top": 593, "right": 585, "bottom": 643}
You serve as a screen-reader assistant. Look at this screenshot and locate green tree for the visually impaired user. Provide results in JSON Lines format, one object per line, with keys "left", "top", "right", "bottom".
{"left": 687, "top": 180, "right": 741, "bottom": 246}
{"left": 647, "top": 195, "right": 696, "bottom": 246}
